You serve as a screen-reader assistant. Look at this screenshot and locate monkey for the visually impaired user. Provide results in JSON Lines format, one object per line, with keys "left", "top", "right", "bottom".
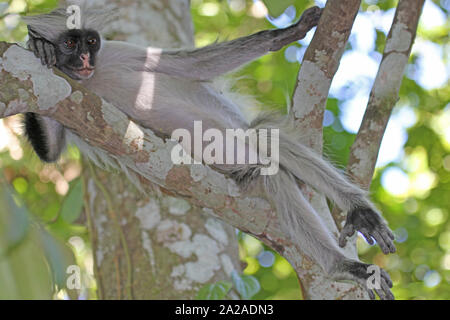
{"left": 22, "top": 2, "right": 396, "bottom": 299}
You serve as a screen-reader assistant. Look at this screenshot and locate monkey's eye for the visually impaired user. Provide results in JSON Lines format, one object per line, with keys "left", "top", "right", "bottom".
{"left": 87, "top": 38, "right": 97, "bottom": 46}
{"left": 65, "top": 39, "right": 75, "bottom": 49}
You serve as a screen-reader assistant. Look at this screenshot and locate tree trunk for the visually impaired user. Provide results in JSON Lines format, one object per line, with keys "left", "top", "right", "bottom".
{"left": 82, "top": 0, "right": 241, "bottom": 300}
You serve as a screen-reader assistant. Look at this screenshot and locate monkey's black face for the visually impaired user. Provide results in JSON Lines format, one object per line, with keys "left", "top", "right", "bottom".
{"left": 55, "top": 29, "right": 101, "bottom": 80}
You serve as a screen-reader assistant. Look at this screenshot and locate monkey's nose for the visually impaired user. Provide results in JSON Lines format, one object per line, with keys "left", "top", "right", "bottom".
{"left": 80, "top": 53, "right": 90, "bottom": 68}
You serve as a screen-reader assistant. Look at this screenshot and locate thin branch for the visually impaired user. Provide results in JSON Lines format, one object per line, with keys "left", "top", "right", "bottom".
{"left": 334, "top": 0, "right": 425, "bottom": 226}
{"left": 286, "top": 0, "right": 366, "bottom": 299}
{"left": 291, "top": 0, "right": 361, "bottom": 151}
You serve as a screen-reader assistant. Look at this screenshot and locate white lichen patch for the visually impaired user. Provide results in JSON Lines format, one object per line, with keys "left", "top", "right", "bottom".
{"left": 373, "top": 53, "right": 408, "bottom": 98}
{"left": 134, "top": 134, "right": 175, "bottom": 182}
{"left": 156, "top": 219, "right": 192, "bottom": 245}
{"left": 197, "top": 166, "right": 237, "bottom": 197}
{"left": 331, "top": 30, "right": 346, "bottom": 43}
{"left": 163, "top": 196, "right": 191, "bottom": 216}
{"left": 220, "top": 254, "right": 235, "bottom": 277}
{"left": 348, "top": 144, "right": 377, "bottom": 180}
{"left": 292, "top": 61, "right": 329, "bottom": 119}
{"left": 141, "top": 230, "right": 156, "bottom": 271}
{"left": 100, "top": 99, "right": 174, "bottom": 181}
{"left": 369, "top": 121, "right": 383, "bottom": 132}
{"left": 6, "top": 99, "right": 27, "bottom": 117}
{"left": 86, "top": 111, "right": 94, "bottom": 122}
{"left": 169, "top": 234, "right": 222, "bottom": 285}
{"left": 2, "top": 46, "right": 71, "bottom": 110}
{"left": 124, "top": 121, "right": 145, "bottom": 151}
{"left": 203, "top": 207, "right": 219, "bottom": 218}
{"left": 70, "top": 91, "right": 84, "bottom": 104}
{"left": 171, "top": 265, "right": 185, "bottom": 277}
{"left": 136, "top": 199, "right": 161, "bottom": 230}
{"left": 227, "top": 179, "right": 241, "bottom": 197}
{"left": 173, "top": 278, "right": 193, "bottom": 291}
{"left": 94, "top": 214, "right": 109, "bottom": 265}
{"left": 205, "top": 218, "right": 229, "bottom": 246}
{"left": 314, "top": 49, "right": 329, "bottom": 69}
{"left": 190, "top": 164, "right": 207, "bottom": 182}
{"left": 385, "top": 23, "right": 411, "bottom": 53}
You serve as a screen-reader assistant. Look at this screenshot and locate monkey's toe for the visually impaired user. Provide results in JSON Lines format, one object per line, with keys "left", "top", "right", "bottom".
{"left": 332, "top": 259, "right": 395, "bottom": 300}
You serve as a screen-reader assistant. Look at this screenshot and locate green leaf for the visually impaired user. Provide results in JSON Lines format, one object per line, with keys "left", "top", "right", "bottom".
{"left": 195, "top": 281, "right": 232, "bottom": 300}
{"left": 231, "top": 270, "right": 261, "bottom": 300}
{"left": 0, "top": 186, "right": 29, "bottom": 256}
{"left": 262, "top": 0, "right": 295, "bottom": 17}
{"left": 60, "top": 179, "right": 84, "bottom": 224}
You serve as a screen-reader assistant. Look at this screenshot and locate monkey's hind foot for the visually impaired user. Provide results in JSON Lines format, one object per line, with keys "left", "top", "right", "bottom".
{"left": 331, "top": 259, "right": 394, "bottom": 300}
{"left": 339, "top": 206, "right": 396, "bottom": 255}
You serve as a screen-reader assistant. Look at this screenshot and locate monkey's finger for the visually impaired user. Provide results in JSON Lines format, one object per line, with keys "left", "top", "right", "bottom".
{"left": 380, "top": 279, "right": 395, "bottom": 300}
{"left": 35, "top": 40, "right": 47, "bottom": 66}
{"left": 28, "top": 40, "right": 39, "bottom": 58}
{"left": 359, "top": 228, "right": 374, "bottom": 245}
{"left": 381, "top": 268, "right": 393, "bottom": 288}
{"left": 371, "top": 230, "right": 390, "bottom": 255}
{"left": 374, "top": 287, "right": 387, "bottom": 300}
{"left": 43, "top": 42, "right": 56, "bottom": 67}
{"left": 377, "top": 228, "right": 396, "bottom": 253}
{"left": 386, "top": 227, "right": 395, "bottom": 240}
{"left": 367, "top": 289, "right": 376, "bottom": 300}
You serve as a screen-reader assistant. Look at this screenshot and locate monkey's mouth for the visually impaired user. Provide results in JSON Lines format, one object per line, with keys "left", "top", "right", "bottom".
{"left": 74, "top": 67, "right": 95, "bottom": 79}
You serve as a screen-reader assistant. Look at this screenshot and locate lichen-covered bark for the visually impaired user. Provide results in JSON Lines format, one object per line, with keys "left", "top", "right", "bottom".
{"left": 287, "top": 0, "right": 365, "bottom": 300}
{"left": 346, "top": 0, "right": 424, "bottom": 191}
{"left": 291, "top": 0, "right": 361, "bottom": 150}
{"left": 81, "top": 0, "right": 240, "bottom": 299}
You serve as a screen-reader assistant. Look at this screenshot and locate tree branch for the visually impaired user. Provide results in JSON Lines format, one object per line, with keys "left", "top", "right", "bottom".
{"left": 0, "top": 41, "right": 294, "bottom": 265}
{"left": 286, "top": 1, "right": 365, "bottom": 299}
{"left": 346, "top": 0, "right": 424, "bottom": 192}
{"left": 291, "top": 0, "right": 361, "bottom": 151}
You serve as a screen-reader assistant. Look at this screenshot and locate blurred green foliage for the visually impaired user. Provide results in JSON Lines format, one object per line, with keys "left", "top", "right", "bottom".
{"left": 0, "top": 0, "right": 449, "bottom": 299}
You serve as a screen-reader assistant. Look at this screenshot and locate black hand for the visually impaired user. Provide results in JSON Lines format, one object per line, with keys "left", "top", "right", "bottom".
{"left": 27, "top": 26, "right": 57, "bottom": 68}
{"left": 339, "top": 207, "right": 396, "bottom": 254}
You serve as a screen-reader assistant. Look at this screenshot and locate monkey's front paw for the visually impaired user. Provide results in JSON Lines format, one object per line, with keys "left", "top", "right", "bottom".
{"left": 332, "top": 260, "right": 394, "bottom": 300}
{"left": 27, "top": 27, "right": 57, "bottom": 68}
{"left": 339, "top": 207, "right": 396, "bottom": 254}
